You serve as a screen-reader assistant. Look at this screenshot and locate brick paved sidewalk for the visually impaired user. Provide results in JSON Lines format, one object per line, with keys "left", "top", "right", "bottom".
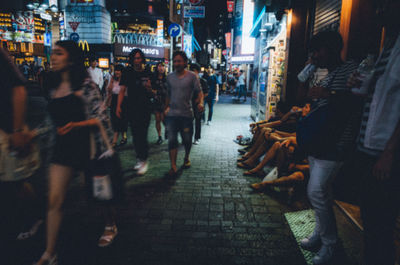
{"left": 11, "top": 96, "right": 361, "bottom": 265}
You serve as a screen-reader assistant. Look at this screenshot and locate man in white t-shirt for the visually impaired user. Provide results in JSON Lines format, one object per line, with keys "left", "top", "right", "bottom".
{"left": 87, "top": 57, "right": 104, "bottom": 94}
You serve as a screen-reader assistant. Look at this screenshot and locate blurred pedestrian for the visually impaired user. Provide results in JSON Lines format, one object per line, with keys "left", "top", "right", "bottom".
{"left": 106, "top": 64, "right": 128, "bottom": 147}
{"left": 116, "top": 49, "right": 154, "bottom": 175}
{"left": 34, "top": 40, "right": 118, "bottom": 265}
{"left": 164, "top": 51, "right": 204, "bottom": 177}
{"left": 152, "top": 62, "right": 168, "bottom": 145}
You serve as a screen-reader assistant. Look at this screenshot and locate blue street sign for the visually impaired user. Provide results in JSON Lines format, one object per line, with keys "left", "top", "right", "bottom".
{"left": 69, "top": 32, "right": 80, "bottom": 42}
{"left": 168, "top": 23, "right": 182, "bottom": 38}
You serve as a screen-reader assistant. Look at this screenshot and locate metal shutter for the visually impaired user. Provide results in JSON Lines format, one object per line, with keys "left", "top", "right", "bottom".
{"left": 313, "top": 0, "right": 342, "bottom": 35}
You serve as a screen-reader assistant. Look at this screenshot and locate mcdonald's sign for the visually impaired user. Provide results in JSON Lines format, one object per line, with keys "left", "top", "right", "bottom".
{"left": 78, "top": 40, "right": 89, "bottom": 52}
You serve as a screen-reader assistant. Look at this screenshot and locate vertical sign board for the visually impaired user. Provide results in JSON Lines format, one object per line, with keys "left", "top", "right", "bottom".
{"left": 183, "top": 34, "right": 193, "bottom": 59}
{"left": 157, "top": 20, "right": 164, "bottom": 45}
{"left": 241, "top": 0, "right": 255, "bottom": 54}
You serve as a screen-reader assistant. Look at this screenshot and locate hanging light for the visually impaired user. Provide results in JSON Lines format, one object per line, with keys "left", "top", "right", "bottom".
{"left": 26, "top": 3, "right": 35, "bottom": 9}
{"left": 33, "top": 1, "right": 40, "bottom": 8}
{"left": 40, "top": 3, "right": 49, "bottom": 9}
{"left": 50, "top": 5, "right": 58, "bottom": 12}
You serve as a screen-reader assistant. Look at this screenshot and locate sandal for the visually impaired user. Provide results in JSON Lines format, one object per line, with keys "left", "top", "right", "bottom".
{"left": 98, "top": 225, "right": 118, "bottom": 247}
{"left": 182, "top": 159, "right": 191, "bottom": 169}
{"left": 237, "top": 161, "right": 255, "bottom": 169}
{"left": 33, "top": 252, "right": 57, "bottom": 265}
{"left": 165, "top": 168, "right": 178, "bottom": 178}
{"left": 118, "top": 138, "right": 127, "bottom": 146}
{"left": 17, "top": 219, "right": 43, "bottom": 240}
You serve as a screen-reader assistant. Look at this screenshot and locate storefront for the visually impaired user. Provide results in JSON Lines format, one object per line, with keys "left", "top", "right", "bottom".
{"left": 0, "top": 11, "right": 52, "bottom": 66}
{"left": 251, "top": 10, "right": 290, "bottom": 121}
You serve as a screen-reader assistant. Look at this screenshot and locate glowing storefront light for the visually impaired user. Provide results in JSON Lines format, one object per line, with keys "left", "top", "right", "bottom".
{"left": 241, "top": 0, "right": 255, "bottom": 54}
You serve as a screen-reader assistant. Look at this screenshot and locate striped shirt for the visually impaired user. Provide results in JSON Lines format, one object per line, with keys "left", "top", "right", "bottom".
{"left": 358, "top": 39, "right": 396, "bottom": 156}
{"left": 312, "top": 61, "right": 359, "bottom": 160}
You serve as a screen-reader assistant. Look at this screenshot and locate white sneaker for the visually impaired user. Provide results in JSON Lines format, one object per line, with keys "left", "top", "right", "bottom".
{"left": 312, "top": 244, "right": 335, "bottom": 265}
{"left": 193, "top": 139, "right": 200, "bottom": 145}
{"left": 206, "top": 121, "right": 211, "bottom": 126}
{"left": 137, "top": 161, "right": 149, "bottom": 176}
{"left": 300, "top": 231, "right": 321, "bottom": 250}
{"left": 134, "top": 161, "right": 143, "bottom": 170}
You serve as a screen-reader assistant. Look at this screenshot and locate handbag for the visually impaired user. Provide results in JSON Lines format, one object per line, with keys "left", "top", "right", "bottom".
{"left": 86, "top": 122, "right": 123, "bottom": 203}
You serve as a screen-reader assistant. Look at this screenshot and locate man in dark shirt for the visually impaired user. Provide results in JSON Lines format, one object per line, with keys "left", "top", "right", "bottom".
{"left": 190, "top": 63, "right": 208, "bottom": 145}
{"left": 205, "top": 69, "right": 219, "bottom": 125}
{"left": 117, "top": 49, "right": 154, "bottom": 176}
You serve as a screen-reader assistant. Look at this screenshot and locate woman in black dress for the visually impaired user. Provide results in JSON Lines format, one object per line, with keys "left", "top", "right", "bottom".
{"left": 35, "top": 41, "right": 118, "bottom": 265}
{"left": 106, "top": 64, "right": 128, "bottom": 147}
{"left": 152, "top": 62, "right": 167, "bottom": 144}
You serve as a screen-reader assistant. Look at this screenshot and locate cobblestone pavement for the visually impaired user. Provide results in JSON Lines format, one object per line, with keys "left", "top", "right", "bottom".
{"left": 11, "top": 96, "right": 362, "bottom": 265}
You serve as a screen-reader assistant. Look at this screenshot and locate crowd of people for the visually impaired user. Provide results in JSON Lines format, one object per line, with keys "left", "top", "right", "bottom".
{"left": 0, "top": 38, "right": 226, "bottom": 265}
{"left": 235, "top": 4, "right": 400, "bottom": 264}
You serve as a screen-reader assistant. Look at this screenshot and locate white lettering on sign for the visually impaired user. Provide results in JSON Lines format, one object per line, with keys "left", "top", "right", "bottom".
{"left": 122, "top": 46, "right": 160, "bottom": 55}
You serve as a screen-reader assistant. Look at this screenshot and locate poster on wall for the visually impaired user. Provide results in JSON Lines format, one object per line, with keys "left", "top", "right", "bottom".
{"left": 12, "top": 11, "right": 34, "bottom": 33}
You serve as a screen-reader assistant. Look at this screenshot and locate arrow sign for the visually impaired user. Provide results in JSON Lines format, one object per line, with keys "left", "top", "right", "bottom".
{"left": 69, "top": 22, "right": 80, "bottom": 32}
{"left": 168, "top": 23, "right": 182, "bottom": 38}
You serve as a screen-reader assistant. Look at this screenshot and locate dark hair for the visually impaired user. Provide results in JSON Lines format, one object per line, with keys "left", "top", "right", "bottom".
{"left": 89, "top": 57, "right": 97, "bottom": 63}
{"left": 113, "top": 64, "right": 124, "bottom": 81}
{"left": 50, "top": 40, "right": 88, "bottom": 91}
{"left": 189, "top": 63, "right": 201, "bottom": 72}
{"left": 173, "top": 51, "right": 188, "bottom": 63}
{"left": 276, "top": 101, "right": 290, "bottom": 114}
{"left": 129, "top": 48, "right": 146, "bottom": 65}
{"left": 153, "top": 62, "right": 166, "bottom": 81}
{"left": 309, "top": 31, "right": 344, "bottom": 55}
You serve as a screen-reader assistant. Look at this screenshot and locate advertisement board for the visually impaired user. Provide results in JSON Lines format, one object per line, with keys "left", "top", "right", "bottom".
{"left": 183, "top": 6, "right": 205, "bottom": 18}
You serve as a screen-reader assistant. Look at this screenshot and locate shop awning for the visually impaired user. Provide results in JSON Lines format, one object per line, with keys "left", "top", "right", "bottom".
{"left": 250, "top": 6, "right": 266, "bottom": 38}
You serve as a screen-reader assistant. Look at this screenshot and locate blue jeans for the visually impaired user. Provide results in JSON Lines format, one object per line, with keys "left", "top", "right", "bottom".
{"left": 166, "top": 116, "right": 193, "bottom": 150}
{"left": 206, "top": 97, "right": 215, "bottom": 122}
{"left": 238, "top": 85, "right": 246, "bottom": 99}
{"left": 307, "top": 156, "right": 343, "bottom": 246}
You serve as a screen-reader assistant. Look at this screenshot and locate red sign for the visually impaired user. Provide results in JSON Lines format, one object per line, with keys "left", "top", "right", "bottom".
{"left": 225, "top": 32, "right": 232, "bottom": 49}
{"left": 222, "top": 49, "right": 228, "bottom": 56}
{"left": 189, "top": 0, "right": 203, "bottom": 5}
{"left": 227, "top": 1, "right": 235, "bottom": 13}
{"left": 68, "top": 22, "right": 80, "bottom": 32}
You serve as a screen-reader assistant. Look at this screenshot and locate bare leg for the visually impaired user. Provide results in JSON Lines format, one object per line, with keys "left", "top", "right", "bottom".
{"left": 246, "top": 141, "right": 281, "bottom": 173}
{"left": 36, "top": 164, "right": 73, "bottom": 264}
{"left": 242, "top": 128, "right": 270, "bottom": 159}
{"left": 155, "top": 112, "right": 162, "bottom": 137}
{"left": 251, "top": 171, "right": 305, "bottom": 190}
{"left": 169, "top": 148, "right": 178, "bottom": 172}
{"left": 112, "top": 132, "right": 119, "bottom": 145}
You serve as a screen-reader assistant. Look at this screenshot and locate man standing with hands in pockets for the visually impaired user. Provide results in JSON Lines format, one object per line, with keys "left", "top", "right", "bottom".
{"left": 164, "top": 51, "right": 204, "bottom": 177}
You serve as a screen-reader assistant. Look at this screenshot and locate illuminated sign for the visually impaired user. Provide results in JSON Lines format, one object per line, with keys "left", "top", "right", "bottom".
{"left": 225, "top": 32, "right": 231, "bottom": 48}
{"left": 114, "top": 43, "right": 165, "bottom": 59}
{"left": 183, "top": 6, "right": 205, "bottom": 18}
{"left": 227, "top": 1, "right": 234, "bottom": 13}
{"left": 241, "top": 0, "right": 255, "bottom": 54}
{"left": 98, "top": 58, "right": 109, "bottom": 68}
{"left": 78, "top": 40, "right": 89, "bottom": 52}
{"left": 232, "top": 55, "right": 254, "bottom": 63}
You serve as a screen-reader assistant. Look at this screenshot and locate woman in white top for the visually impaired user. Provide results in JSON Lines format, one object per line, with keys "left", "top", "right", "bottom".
{"left": 106, "top": 64, "right": 128, "bottom": 147}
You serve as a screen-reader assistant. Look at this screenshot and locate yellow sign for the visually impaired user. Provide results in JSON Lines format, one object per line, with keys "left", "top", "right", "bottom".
{"left": 78, "top": 40, "right": 89, "bottom": 52}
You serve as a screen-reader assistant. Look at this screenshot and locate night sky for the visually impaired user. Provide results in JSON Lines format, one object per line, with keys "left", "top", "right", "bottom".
{"left": 194, "top": 0, "right": 228, "bottom": 45}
